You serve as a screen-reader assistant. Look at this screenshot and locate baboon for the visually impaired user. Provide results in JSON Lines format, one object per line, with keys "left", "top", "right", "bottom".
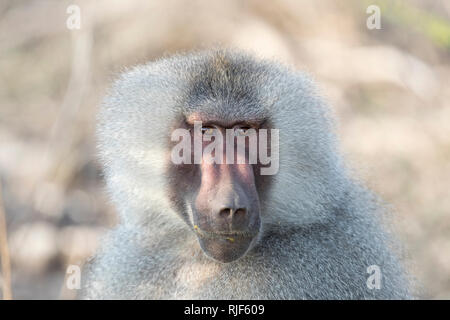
{"left": 83, "top": 49, "right": 412, "bottom": 299}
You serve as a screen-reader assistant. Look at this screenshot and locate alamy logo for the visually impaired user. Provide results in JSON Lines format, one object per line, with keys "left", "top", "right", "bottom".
{"left": 171, "top": 121, "right": 279, "bottom": 175}
{"left": 66, "top": 5, "right": 81, "bottom": 30}
{"left": 366, "top": 265, "right": 382, "bottom": 290}
{"left": 66, "top": 264, "right": 81, "bottom": 290}
{"left": 366, "top": 5, "right": 381, "bottom": 30}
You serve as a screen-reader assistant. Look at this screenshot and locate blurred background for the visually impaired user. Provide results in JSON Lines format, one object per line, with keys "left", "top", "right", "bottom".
{"left": 0, "top": 0, "right": 449, "bottom": 299}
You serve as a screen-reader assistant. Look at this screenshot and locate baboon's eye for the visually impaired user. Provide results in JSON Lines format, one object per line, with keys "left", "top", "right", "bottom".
{"left": 235, "top": 127, "right": 253, "bottom": 136}
{"left": 201, "top": 126, "right": 216, "bottom": 136}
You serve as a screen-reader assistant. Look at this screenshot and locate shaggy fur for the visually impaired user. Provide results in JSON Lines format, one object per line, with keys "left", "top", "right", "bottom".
{"left": 83, "top": 49, "right": 412, "bottom": 299}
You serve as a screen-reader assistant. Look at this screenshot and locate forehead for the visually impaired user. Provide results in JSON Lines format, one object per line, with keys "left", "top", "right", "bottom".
{"left": 182, "top": 52, "right": 268, "bottom": 122}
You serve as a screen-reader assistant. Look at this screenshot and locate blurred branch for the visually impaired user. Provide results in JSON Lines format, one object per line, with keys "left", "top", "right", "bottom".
{"left": 0, "top": 179, "right": 12, "bottom": 300}
{"left": 44, "top": 26, "right": 93, "bottom": 181}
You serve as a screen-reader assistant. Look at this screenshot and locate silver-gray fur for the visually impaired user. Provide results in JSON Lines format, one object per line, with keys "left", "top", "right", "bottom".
{"left": 83, "top": 49, "right": 412, "bottom": 299}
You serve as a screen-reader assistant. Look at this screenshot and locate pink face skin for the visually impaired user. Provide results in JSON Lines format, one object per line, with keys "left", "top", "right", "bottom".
{"left": 186, "top": 114, "right": 262, "bottom": 263}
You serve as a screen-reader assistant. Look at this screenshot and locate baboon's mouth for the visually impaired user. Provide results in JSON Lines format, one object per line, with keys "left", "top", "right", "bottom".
{"left": 193, "top": 225, "right": 258, "bottom": 240}
{"left": 192, "top": 225, "right": 259, "bottom": 263}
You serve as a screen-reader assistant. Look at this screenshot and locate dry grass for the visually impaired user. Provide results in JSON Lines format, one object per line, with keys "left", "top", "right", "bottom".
{"left": 0, "top": 179, "right": 12, "bottom": 300}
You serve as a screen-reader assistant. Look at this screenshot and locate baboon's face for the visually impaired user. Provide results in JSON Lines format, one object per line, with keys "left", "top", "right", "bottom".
{"left": 168, "top": 113, "right": 272, "bottom": 263}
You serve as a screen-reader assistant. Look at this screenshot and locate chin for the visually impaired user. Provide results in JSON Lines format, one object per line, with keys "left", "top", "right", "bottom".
{"left": 197, "top": 233, "right": 258, "bottom": 263}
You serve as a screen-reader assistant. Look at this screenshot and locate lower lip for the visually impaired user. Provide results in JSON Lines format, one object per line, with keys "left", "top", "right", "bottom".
{"left": 194, "top": 228, "right": 257, "bottom": 240}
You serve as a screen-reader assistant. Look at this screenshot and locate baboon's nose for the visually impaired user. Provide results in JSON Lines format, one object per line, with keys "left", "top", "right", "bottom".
{"left": 219, "top": 207, "right": 247, "bottom": 217}
{"left": 196, "top": 161, "right": 260, "bottom": 234}
{"left": 213, "top": 192, "right": 250, "bottom": 230}
{"left": 219, "top": 207, "right": 248, "bottom": 228}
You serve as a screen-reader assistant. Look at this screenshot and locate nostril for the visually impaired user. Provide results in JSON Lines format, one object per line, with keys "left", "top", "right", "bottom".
{"left": 219, "top": 208, "right": 247, "bottom": 218}
{"left": 219, "top": 208, "right": 232, "bottom": 217}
